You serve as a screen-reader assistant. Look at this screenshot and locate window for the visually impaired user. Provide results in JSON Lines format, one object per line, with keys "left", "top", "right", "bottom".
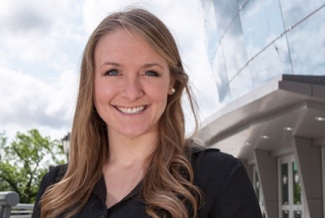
{"left": 279, "top": 155, "right": 303, "bottom": 218}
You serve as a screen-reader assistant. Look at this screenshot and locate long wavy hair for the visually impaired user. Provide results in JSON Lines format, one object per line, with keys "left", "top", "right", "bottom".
{"left": 40, "top": 8, "right": 202, "bottom": 218}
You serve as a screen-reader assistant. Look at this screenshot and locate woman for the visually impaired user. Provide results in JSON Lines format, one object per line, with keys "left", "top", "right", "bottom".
{"left": 32, "top": 8, "right": 262, "bottom": 218}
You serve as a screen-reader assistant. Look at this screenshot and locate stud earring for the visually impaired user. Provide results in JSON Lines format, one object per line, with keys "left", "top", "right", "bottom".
{"left": 171, "top": 88, "right": 175, "bottom": 94}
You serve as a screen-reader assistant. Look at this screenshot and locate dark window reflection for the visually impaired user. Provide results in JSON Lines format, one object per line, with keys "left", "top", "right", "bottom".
{"left": 294, "top": 210, "right": 302, "bottom": 218}
{"left": 292, "top": 162, "right": 301, "bottom": 205}
{"left": 281, "top": 163, "right": 289, "bottom": 205}
{"left": 282, "top": 210, "right": 289, "bottom": 218}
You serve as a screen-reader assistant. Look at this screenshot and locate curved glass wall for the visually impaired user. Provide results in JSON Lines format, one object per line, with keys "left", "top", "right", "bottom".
{"left": 200, "top": 0, "right": 325, "bottom": 103}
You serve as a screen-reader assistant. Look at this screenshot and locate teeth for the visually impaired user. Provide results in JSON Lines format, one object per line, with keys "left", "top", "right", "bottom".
{"left": 117, "top": 106, "right": 145, "bottom": 114}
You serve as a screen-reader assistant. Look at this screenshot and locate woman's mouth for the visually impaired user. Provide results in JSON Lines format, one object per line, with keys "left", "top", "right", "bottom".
{"left": 115, "top": 105, "right": 146, "bottom": 114}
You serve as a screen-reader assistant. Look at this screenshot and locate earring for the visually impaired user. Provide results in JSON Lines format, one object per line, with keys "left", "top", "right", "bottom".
{"left": 171, "top": 88, "right": 175, "bottom": 94}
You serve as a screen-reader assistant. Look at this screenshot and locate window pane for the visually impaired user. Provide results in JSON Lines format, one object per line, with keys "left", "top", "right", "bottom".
{"left": 219, "top": 17, "right": 248, "bottom": 83}
{"left": 292, "top": 162, "right": 302, "bottom": 205}
{"left": 212, "top": 47, "right": 231, "bottom": 102}
{"left": 205, "top": 2, "right": 220, "bottom": 62}
{"left": 279, "top": 0, "right": 325, "bottom": 28}
{"left": 282, "top": 210, "right": 289, "bottom": 218}
{"left": 281, "top": 163, "right": 289, "bottom": 204}
{"left": 229, "top": 66, "right": 253, "bottom": 99}
{"left": 213, "top": 0, "right": 249, "bottom": 85}
{"left": 239, "top": 0, "right": 285, "bottom": 58}
{"left": 294, "top": 210, "right": 302, "bottom": 218}
{"left": 285, "top": 7, "right": 325, "bottom": 76}
{"left": 201, "top": 0, "right": 213, "bottom": 16}
{"left": 246, "top": 36, "right": 292, "bottom": 87}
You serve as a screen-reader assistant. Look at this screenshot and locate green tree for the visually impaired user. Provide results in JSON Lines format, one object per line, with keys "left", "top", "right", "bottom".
{"left": 0, "top": 129, "right": 66, "bottom": 203}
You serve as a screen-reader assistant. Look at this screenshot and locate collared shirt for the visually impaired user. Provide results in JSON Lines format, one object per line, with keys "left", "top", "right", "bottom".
{"left": 32, "top": 148, "right": 263, "bottom": 218}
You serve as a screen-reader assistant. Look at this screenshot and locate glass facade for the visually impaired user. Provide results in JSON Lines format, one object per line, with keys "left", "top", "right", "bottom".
{"left": 200, "top": 0, "right": 325, "bottom": 104}
{"left": 200, "top": 1, "right": 325, "bottom": 216}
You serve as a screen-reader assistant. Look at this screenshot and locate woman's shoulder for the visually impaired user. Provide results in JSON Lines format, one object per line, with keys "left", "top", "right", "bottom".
{"left": 191, "top": 146, "right": 240, "bottom": 168}
{"left": 187, "top": 142, "right": 263, "bottom": 217}
{"left": 186, "top": 138, "right": 238, "bottom": 166}
{"left": 186, "top": 139, "right": 244, "bottom": 186}
{"left": 41, "top": 164, "right": 67, "bottom": 187}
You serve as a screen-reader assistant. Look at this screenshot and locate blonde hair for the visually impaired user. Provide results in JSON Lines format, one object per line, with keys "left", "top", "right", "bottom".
{"left": 40, "top": 8, "right": 202, "bottom": 218}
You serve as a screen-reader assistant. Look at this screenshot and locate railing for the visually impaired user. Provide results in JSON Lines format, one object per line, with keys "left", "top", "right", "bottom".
{"left": 10, "top": 204, "right": 33, "bottom": 218}
{"left": 0, "top": 192, "right": 33, "bottom": 218}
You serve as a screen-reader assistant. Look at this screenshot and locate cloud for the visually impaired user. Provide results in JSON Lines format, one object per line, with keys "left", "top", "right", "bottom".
{"left": 82, "top": 0, "right": 145, "bottom": 34}
{"left": 0, "top": 0, "right": 83, "bottom": 63}
{"left": 0, "top": 0, "right": 82, "bottom": 140}
{"left": 0, "top": 64, "right": 78, "bottom": 140}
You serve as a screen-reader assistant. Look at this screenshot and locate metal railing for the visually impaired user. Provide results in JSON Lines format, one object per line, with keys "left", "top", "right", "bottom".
{"left": 0, "top": 192, "right": 33, "bottom": 218}
{"left": 10, "top": 204, "right": 33, "bottom": 218}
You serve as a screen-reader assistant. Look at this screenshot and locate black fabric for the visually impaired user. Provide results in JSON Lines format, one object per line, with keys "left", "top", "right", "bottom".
{"left": 31, "top": 148, "right": 262, "bottom": 218}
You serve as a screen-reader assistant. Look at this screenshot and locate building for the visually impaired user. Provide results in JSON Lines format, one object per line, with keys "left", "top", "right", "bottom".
{"left": 197, "top": 0, "right": 325, "bottom": 218}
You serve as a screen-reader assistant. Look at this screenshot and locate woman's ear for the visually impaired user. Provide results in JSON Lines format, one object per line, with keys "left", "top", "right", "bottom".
{"left": 168, "top": 77, "right": 176, "bottom": 95}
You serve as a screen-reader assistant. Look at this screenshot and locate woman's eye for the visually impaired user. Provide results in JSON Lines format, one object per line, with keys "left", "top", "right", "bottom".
{"left": 105, "top": 70, "right": 119, "bottom": 76}
{"left": 145, "top": 71, "right": 159, "bottom": 77}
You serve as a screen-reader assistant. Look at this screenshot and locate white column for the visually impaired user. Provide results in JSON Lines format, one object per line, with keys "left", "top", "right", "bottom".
{"left": 254, "top": 149, "right": 279, "bottom": 218}
{"left": 292, "top": 137, "right": 323, "bottom": 218}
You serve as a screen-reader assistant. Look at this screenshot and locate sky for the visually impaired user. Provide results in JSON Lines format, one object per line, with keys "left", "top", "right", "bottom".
{"left": 0, "top": 0, "right": 219, "bottom": 141}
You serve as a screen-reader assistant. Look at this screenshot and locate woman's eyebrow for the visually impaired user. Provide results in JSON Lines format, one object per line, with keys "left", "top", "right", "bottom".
{"left": 99, "top": 62, "right": 165, "bottom": 69}
{"left": 99, "top": 62, "right": 120, "bottom": 68}
{"left": 143, "top": 63, "right": 164, "bottom": 69}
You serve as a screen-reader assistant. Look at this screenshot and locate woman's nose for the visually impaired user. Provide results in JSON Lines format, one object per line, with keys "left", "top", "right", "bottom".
{"left": 120, "top": 77, "right": 144, "bottom": 101}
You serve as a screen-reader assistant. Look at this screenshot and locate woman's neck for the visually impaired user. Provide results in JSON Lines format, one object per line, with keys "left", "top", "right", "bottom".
{"left": 107, "top": 131, "right": 158, "bottom": 167}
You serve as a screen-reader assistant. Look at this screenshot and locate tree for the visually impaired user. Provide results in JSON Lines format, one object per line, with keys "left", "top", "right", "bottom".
{"left": 0, "top": 129, "right": 66, "bottom": 203}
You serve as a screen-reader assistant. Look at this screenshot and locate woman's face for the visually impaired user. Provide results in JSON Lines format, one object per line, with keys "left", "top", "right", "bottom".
{"left": 94, "top": 28, "right": 174, "bottom": 139}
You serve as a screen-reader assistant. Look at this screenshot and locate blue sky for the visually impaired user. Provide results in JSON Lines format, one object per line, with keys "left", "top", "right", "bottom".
{"left": 0, "top": 0, "right": 219, "bottom": 141}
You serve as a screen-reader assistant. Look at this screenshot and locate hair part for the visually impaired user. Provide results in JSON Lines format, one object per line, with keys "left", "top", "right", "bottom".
{"left": 40, "top": 8, "right": 202, "bottom": 218}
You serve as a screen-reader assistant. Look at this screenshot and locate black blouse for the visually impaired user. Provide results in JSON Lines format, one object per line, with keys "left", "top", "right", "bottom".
{"left": 32, "top": 148, "right": 262, "bottom": 218}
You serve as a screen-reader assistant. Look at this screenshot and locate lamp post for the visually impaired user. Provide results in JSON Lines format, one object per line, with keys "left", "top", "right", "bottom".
{"left": 62, "top": 133, "right": 70, "bottom": 161}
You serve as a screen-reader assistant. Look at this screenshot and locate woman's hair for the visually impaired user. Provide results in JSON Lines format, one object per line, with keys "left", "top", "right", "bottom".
{"left": 40, "top": 8, "right": 202, "bottom": 218}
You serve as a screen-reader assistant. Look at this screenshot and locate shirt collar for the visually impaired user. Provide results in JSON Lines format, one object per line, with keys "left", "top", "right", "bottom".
{"left": 92, "top": 175, "right": 143, "bottom": 202}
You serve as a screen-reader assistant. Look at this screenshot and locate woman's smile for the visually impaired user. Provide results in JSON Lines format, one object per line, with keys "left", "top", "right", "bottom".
{"left": 114, "top": 105, "right": 147, "bottom": 115}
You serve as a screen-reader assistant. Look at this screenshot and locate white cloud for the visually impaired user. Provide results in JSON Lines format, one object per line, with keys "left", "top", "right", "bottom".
{"left": 82, "top": 0, "right": 146, "bottom": 34}
{"left": 0, "top": 0, "right": 82, "bottom": 63}
{"left": 0, "top": 0, "right": 82, "bottom": 140}
{"left": 0, "top": 63, "right": 77, "bottom": 140}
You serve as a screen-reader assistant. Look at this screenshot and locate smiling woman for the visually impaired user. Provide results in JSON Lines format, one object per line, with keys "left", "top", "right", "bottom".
{"left": 31, "top": 8, "right": 262, "bottom": 218}
{"left": 94, "top": 29, "right": 173, "bottom": 139}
